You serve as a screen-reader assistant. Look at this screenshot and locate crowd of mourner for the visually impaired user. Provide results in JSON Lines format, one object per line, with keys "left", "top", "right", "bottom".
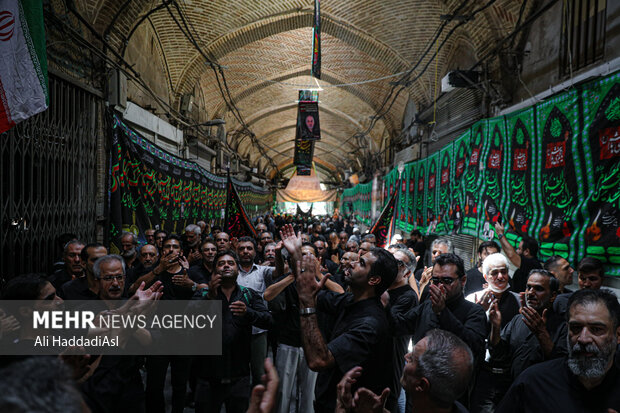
{"left": 0, "top": 213, "right": 618, "bottom": 413}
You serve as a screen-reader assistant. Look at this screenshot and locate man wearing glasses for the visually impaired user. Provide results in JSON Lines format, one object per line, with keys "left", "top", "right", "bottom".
{"left": 394, "top": 253, "right": 488, "bottom": 370}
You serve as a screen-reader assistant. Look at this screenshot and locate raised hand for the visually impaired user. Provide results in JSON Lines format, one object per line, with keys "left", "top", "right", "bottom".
{"left": 476, "top": 290, "right": 495, "bottom": 311}
{"left": 494, "top": 221, "right": 505, "bottom": 236}
{"left": 337, "top": 366, "right": 363, "bottom": 412}
{"left": 429, "top": 283, "right": 447, "bottom": 315}
{"left": 489, "top": 299, "right": 501, "bottom": 329}
{"left": 279, "top": 224, "right": 302, "bottom": 256}
{"left": 132, "top": 280, "right": 163, "bottom": 301}
{"left": 353, "top": 387, "right": 390, "bottom": 413}
{"left": 208, "top": 273, "right": 222, "bottom": 299}
{"left": 521, "top": 306, "right": 547, "bottom": 336}
{"left": 296, "top": 253, "right": 329, "bottom": 308}
{"left": 247, "top": 358, "right": 279, "bottom": 413}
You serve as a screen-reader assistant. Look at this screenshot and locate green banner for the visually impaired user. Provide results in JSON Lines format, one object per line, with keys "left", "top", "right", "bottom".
{"left": 580, "top": 73, "right": 620, "bottom": 274}
{"left": 534, "top": 90, "right": 582, "bottom": 261}
{"left": 436, "top": 143, "right": 454, "bottom": 235}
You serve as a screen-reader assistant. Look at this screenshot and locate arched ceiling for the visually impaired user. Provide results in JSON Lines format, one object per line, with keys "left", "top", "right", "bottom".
{"left": 80, "top": 0, "right": 534, "bottom": 183}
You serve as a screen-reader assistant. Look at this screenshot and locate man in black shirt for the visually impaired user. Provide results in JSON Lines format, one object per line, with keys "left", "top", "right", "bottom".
{"left": 489, "top": 269, "right": 567, "bottom": 381}
{"left": 144, "top": 235, "right": 205, "bottom": 413}
{"left": 280, "top": 224, "right": 397, "bottom": 413}
{"left": 494, "top": 223, "right": 541, "bottom": 293}
{"left": 48, "top": 239, "right": 84, "bottom": 290}
{"left": 497, "top": 289, "right": 620, "bottom": 413}
{"left": 188, "top": 239, "right": 217, "bottom": 284}
{"left": 386, "top": 248, "right": 418, "bottom": 412}
{"left": 395, "top": 253, "right": 488, "bottom": 367}
{"left": 544, "top": 255, "right": 575, "bottom": 294}
{"left": 61, "top": 243, "right": 107, "bottom": 300}
{"left": 194, "top": 250, "right": 273, "bottom": 413}
{"left": 464, "top": 241, "right": 500, "bottom": 297}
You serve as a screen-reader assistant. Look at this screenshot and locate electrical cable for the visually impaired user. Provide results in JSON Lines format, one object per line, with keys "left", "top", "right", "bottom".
{"left": 165, "top": 1, "right": 279, "bottom": 173}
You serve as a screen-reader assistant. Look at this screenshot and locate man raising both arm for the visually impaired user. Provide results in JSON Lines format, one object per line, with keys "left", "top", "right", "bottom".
{"left": 280, "top": 224, "right": 397, "bottom": 413}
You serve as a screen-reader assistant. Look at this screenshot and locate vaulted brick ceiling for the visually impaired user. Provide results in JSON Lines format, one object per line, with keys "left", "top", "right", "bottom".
{"left": 81, "top": 0, "right": 531, "bottom": 182}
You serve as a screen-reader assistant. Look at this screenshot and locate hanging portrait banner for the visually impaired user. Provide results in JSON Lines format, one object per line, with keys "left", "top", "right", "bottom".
{"left": 296, "top": 101, "right": 321, "bottom": 141}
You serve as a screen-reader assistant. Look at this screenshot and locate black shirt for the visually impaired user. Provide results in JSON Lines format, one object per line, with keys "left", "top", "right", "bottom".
{"left": 490, "top": 308, "right": 568, "bottom": 379}
{"left": 314, "top": 291, "right": 394, "bottom": 413}
{"left": 48, "top": 268, "right": 74, "bottom": 291}
{"left": 188, "top": 263, "right": 213, "bottom": 284}
{"left": 387, "top": 284, "right": 418, "bottom": 405}
{"left": 61, "top": 276, "right": 98, "bottom": 300}
{"left": 464, "top": 267, "right": 485, "bottom": 297}
{"left": 511, "top": 256, "right": 542, "bottom": 293}
{"left": 395, "top": 293, "right": 488, "bottom": 363}
{"left": 157, "top": 267, "right": 206, "bottom": 300}
{"left": 194, "top": 284, "right": 273, "bottom": 380}
{"left": 270, "top": 275, "right": 302, "bottom": 348}
{"left": 496, "top": 357, "right": 620, "bottom": 413}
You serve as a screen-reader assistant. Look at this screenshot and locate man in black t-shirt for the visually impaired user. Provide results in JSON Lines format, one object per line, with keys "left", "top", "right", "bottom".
{"left": 279, "top": 224, "right": 398, "bottom": 413}
{"left": 494, "top": 223, "right": 542, "bottom": 293}
{"left": 496, "top": 289, "right": 620, "bottom": 413}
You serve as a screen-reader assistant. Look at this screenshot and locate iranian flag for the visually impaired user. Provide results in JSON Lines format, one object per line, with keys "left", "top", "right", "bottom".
{"left": 0, "top": 0, "right": 48, "bottom": 134}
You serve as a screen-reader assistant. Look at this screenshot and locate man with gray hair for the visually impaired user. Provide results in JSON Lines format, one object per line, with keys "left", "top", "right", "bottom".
{"left": 93, "top": 254, "right": 128, "bottom": 303}
{"left": 0, "top": 357, "right": 89, "bottom": 413}
{"left": 48, "top": 239, "right": 85, "bottom": 290}
{"left": 119, "top": 231, "right": 139, "bottom": 269}
{"left": 336, "top": 329, "right": 473, "bottom": 413}
{"left": 497, "top": 289, "right": 620, "bottom": 412}
{"left": 184, "top": 224, "right": 203, "bottom": 265}
{"left": 414, "top": 238, "right": 453, "bottom": 292}
{"left": 467, "top": 253, "right": 521, "bottom": 413}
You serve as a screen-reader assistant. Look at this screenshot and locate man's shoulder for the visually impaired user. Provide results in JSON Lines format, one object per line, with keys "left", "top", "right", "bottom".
{"left": 514, "top": 357, "right": 567, "bottom": 386}
{"left": 519, "top": 256, "right": 542, "bottom": 270}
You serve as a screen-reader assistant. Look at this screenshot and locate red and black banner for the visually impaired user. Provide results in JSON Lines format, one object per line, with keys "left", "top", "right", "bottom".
{"left": 224, "top": 175, "right": 257, "bottom": 239}
{"left": 371, "top": 187, "right": 398, "bottom": 248}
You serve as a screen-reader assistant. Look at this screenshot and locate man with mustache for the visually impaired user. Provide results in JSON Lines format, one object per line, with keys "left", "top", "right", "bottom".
{"left": 466, "top": 253, "right": 521, "bottom": 413}
{"left": 48, "top": 239, "right": 85, "bottom": 290}
{"left": 194, "top": 250, "right": 273, "bottom": 412}
{"left": 488, "top": 269, "right": 568, "bottom": 381}
{"left": 497, "top": 288, "right": 620, "bottom": 412}
{"left": 119, "top": 232, "right": 139, "bottom": 269}
{"left": 261, "top": 242, "right": 277, "bottom": 267}
{"left": 61, "top": 242, "right": 107, "bottom": 300}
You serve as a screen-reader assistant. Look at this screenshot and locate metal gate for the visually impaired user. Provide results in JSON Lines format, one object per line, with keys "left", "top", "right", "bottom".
{"left": 1, "top": 74, "right": 101, "bottom": 280}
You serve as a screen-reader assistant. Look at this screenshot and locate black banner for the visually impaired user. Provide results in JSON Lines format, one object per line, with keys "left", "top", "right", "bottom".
{"left": 311, "top": 0, "right": 321, "bottom": 79}
{"left": 224, "top": 175, "right": 257, "bottom": 239}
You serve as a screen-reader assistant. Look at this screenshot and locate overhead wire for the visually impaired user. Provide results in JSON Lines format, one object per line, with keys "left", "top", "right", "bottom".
{"left": 164, "top": 0, "right": 279, "bottom": 173}
{"left": 325, "top": 0, "right": 495, "bottom": 162}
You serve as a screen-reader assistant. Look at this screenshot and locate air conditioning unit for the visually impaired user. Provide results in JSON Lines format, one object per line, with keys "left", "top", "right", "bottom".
{"left": 217, "top": 149, "right": 230, "bottom": 171}
{"left": 441, "top": 70, "right": 480, "bottom": 93}
{"left": 180, "top": 94, "right": 194, "bottom": 114}
{"left": 107, "top": 69, "right": 127, "bottom": 109}
{"left": 251, "top": 176, "right": 266, "bottom": 187}
{"left": 216, "top": 124, "right": 227, "bottom": 143}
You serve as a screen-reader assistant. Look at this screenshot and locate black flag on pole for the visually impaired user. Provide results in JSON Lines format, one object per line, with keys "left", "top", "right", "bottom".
{"left": 224, "top": 173, "right": 257, "bottom": 239}
{"left": 311, "top": 0, "right": 321, "bottom": 79}
{"left": 370, "top": 187, "right": 398, "bottom": 248}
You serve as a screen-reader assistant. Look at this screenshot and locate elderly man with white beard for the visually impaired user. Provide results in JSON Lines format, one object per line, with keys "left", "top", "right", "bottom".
{"left": 466, "top": 253, "right": 522, "bottom": 413}
{"left": 496, "top": 288, "right": 620, "bottom": 413}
